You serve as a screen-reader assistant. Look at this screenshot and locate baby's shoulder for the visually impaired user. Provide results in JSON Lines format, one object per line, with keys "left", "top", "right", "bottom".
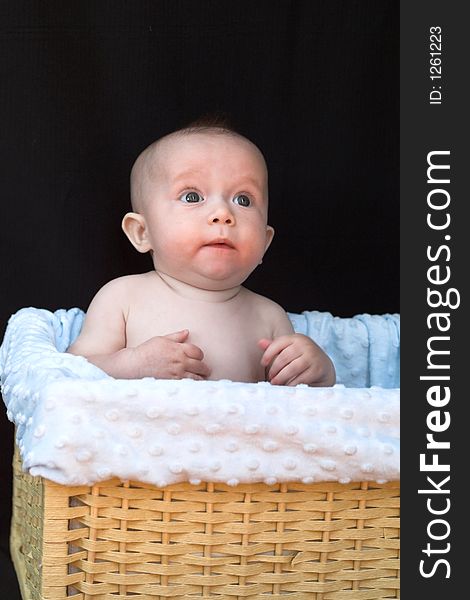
{"left": 93, "top": 272, "right": 154, "bottom": 300}
{"left": 241, "top": 288, "right": 287, "bottom": 318}
{"left": 241, "top": 288, "right": 294, "bottom": 336}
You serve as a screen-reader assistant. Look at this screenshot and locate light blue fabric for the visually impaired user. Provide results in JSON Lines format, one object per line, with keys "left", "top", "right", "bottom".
{"left": 1, "top": 307, "right": 399, "bottom": 389}
{"left": 288, "top": 311, "right": 400, "bottom": 388}
{"left": 51, "top": 307, "right": 85, "bottom": 352}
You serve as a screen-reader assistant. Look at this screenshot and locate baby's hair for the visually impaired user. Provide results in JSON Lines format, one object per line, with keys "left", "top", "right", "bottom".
{"left": 178, "top": 112, "right": 240, "bottom": 136}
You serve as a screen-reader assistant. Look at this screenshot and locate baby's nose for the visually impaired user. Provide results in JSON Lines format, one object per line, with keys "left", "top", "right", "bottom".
{"left": 208, "top": 202, "right": 235, "bottom": 226}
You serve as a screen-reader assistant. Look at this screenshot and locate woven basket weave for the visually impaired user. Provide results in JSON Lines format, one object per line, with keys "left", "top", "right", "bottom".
{"left": 11, "top": 446, "right": 399, "bottom": 599}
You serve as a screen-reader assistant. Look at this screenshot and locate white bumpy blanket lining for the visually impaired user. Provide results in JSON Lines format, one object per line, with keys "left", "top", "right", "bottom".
{"left": 1, "top": 308, "right": 400, "bottom": 486}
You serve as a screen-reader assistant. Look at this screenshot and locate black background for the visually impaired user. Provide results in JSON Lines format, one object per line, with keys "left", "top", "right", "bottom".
{"left": 0, "top": 1, "right": 398, "bottom": 594}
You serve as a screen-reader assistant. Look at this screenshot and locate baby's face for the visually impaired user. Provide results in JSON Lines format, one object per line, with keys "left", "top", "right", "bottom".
{"left": 137, "top": 133, "right": 274, "bottom": 290}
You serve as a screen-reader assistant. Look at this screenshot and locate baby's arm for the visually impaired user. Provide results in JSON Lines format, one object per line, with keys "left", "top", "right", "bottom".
{"left": 258, "top": 305, "right": 336, "bottom": 387}
{"left": 67, "top": 279, "right": 130, "bottom": 375}
{"left": 67, "top": 278, "right": 210, "bottom": 380}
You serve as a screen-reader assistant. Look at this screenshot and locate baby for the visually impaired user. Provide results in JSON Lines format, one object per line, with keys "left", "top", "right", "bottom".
{"left": 68, "top": 120, "right": 335, "bottom": 386}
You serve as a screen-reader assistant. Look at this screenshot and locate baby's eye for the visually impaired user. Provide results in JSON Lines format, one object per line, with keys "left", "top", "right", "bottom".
{"left": 180, "top": 191, "right": 203, "bottom": 203}
{"left": 233, "top": 194, "right": 251, "bottom": 207}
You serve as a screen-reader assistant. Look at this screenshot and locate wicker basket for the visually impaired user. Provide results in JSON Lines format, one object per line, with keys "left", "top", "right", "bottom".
{"left": 11, "top": 445, "right": 399, "bottom": 600}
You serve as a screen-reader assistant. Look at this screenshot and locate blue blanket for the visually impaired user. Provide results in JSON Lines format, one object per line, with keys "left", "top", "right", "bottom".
{"left": 1, "top": 307, "right": 400, "bottom": 389}
{"left": 288, "top": 311, "right": 400, "bottom": 388}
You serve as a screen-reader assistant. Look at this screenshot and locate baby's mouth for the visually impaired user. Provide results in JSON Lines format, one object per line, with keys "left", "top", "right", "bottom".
{"left": 204, "top": 239, "right": 235, "bottom": 250}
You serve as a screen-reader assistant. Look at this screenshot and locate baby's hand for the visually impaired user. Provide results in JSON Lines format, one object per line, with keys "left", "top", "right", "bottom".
{"left": 258, "top": 334, "right": 335, "bottom": 387}
{"left": 131, "top": 330, "right": 211, "bottom": 380}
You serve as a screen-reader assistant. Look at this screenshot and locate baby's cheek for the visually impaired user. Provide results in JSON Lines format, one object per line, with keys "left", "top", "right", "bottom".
{"left": 163, "top": 229, "right": 195, "bottom": 255}
{"left": 241, "top": 235, "right": 267, "bottom": 260}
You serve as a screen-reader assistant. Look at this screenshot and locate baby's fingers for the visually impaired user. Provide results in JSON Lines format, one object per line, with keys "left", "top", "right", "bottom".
{"left": 185, "top": 357, "right": 211, "bottom": 379}
{"left": 183, "top": 372, "right": 205, "bottom": 381}
{"left": 183, "top": 343, "right": 205, "bottom": 361}
{"left": 259, "top": 336, "right": 293, "bottom": 368}
{"left": 267, "top": 344, "right": 300, "bottom": 381}
{"left": 270, "top": 356, "right": 309, "bottom": 386}
{"left": 258, "top": 338, "right": 272, "bottom": 353}
{"left": 163, "top": 329, "right": 189, "bottom": 343}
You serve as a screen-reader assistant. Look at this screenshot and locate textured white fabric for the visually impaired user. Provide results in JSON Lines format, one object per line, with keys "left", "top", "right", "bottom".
{"left": 1, "top": 307, "right": 399, "bottom": 486}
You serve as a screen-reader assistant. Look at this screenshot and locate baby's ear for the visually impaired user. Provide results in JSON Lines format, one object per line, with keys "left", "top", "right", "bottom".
{"left": 122, "top": 212, "right": 152, "bottom": 253}
{"left": 264, "top": 225, "right": 275, "bottom": 253}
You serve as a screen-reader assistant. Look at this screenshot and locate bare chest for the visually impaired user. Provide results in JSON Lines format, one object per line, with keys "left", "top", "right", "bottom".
{"left": 125, "top": 290, "right": 270, "bottom": 383}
